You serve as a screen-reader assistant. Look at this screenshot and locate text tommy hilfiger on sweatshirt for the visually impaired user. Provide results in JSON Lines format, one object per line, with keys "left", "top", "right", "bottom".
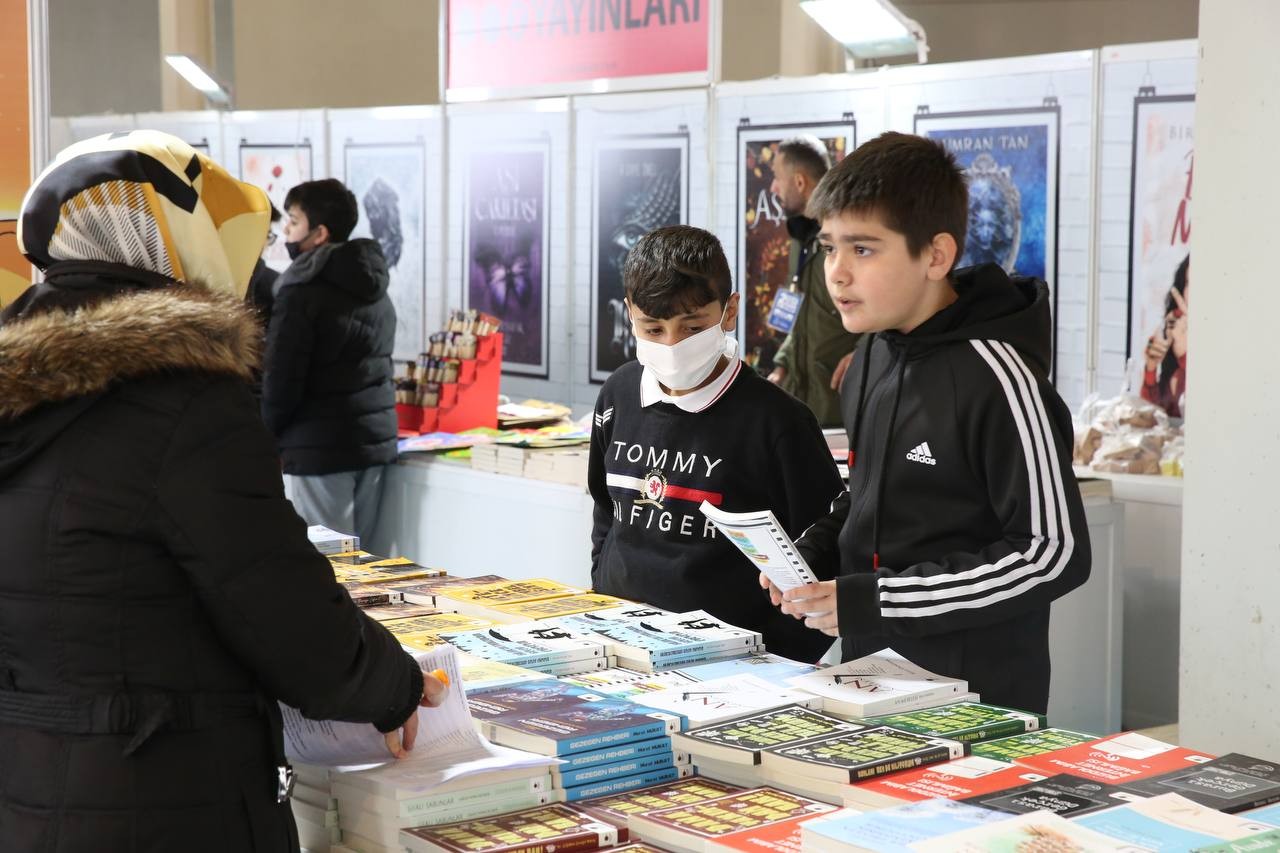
{"left": 588, "top": 358, "right": 844, "bottom": 662}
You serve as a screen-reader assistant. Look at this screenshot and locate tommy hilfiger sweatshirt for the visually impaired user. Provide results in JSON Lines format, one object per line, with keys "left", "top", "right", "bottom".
{"left": 588, "top": 360, "right": 844, "bottom": 662}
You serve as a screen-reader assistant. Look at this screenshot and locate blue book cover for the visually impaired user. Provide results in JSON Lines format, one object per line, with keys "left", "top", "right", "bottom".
{"left": 440, "top": 626, "right": 604, "bottom": 671}
{"left": 676, "top": 653, "right": 817, "bottom": 683}
{"left": 557, "top": 736, "right": 682, "bottom": 771}
{"left": 486, "top": 698, "right": 681, "bottom": 756}
{"left": 556, "top": 751, "right": 681, "bottom": 788}
{"left": 1077, "top": 807, "right": 1227, "bottom": 851}
{"left": 1249, "top": 802, "right": 1280, "bottom": 827}
{"left": 560, "top": 765, "right": 692, "bottom": 802}
{"left": 802, "top": 799, "right": 1010, "bottom": 853}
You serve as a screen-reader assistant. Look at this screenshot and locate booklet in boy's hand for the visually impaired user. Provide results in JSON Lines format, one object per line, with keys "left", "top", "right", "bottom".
{"left": 698, "top": 501, "right": 819, "bottom": 592}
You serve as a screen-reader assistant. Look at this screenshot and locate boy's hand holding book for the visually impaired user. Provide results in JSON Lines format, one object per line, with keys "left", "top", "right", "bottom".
{"left": 759, "top": 574, "right": 840, "bottom": 636}
{"left": 382, "top": 668, "right": 451, "bottom": 759}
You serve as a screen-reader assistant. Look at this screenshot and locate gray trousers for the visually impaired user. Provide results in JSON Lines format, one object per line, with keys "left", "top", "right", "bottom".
{"left": 284, "top": 466, "right": 386, "bottom": 547}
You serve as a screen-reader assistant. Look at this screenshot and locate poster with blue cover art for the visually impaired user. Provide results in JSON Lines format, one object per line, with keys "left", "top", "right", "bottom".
{"left": 914, "top": 107, "right": 1059, "bottom": 291}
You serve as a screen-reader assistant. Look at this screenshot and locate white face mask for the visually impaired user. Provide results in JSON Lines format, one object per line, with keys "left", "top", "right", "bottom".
{"left": 633, "top": 304, "right": 739, "bottom": 391}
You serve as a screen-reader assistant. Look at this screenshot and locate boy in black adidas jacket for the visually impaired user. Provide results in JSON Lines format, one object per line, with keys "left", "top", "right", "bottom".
{"left": 764, "top": 133, "right": 1091, "bottom": 712}
{"left": 589, "top": 225, "right": 843, "bottom": 662}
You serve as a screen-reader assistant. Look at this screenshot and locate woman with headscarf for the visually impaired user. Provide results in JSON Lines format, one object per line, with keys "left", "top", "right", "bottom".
{"left": 0, "top": 131, "right": 441, "bottom": 852}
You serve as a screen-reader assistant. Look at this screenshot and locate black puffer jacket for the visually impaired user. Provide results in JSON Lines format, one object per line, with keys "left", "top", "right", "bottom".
{"left": 262, "top": 239, "right": 398, "bottom": 475}
{"left": 0, "top": 263, "right": 423, "bottom": 853}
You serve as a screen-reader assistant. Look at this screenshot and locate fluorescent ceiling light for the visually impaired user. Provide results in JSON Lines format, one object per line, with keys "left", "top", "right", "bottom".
{"left": 165, "top": 54, "right": 231, "bottom": 106}
{"left": 800, "top": 0, "right": 929, "bottom": 63}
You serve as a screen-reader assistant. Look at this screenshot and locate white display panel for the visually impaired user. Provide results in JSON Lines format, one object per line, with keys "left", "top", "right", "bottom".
{"left": 446, "top": 100, "right": 572, "bottom": 404}
{"left": 571, "top": 89, "right": 710, "bottom": 411}
{"left": 886, "top": 52, "right": 1095, "bottom": 411}
{"left": 330, "top": 106, "right": 443, "bottom": 363}
{"left": 1095, "top": 42, "right": 1197, "bottom": 401}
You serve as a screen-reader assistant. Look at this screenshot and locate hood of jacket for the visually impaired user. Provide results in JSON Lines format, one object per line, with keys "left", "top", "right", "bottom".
{"left": 0, "top": 261, "right": 261, "bottom": 477}
{"left": 276, "top": 238, "right": 390, "bottom": 304}
{"left": 878, "top": 263, "right": 1053, "bottom": 374}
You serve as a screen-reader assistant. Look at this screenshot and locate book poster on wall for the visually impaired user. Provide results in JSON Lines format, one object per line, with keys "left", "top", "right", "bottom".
{"left": 915, "top": 105, "right": 1060, "bottom": 374}
{"left": 462, "top": 142, "right": 551, "bottom": 378}
{"left": 345, "top": 142, "right": 427, "bottom": 361}
{"left": 590, "top": 133, "right": 690, "bottom": 383}
{"left": 239, "top": 143, "right": 313, "bottom": 272}
{"left": 1127, "top": 95, "right": 1193, "bottom": 420}
{"left": 736, "top": 121, "right": 855, "bottom": 374}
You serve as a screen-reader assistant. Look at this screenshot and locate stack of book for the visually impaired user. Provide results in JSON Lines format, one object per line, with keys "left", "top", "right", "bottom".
{"left": 381, "top": 612, "right": 498, "bottom": 653}
{"left": 393, "top": 574, "right": 509, "bottom": 608}
{"left": 783, "top": 648, "right": 977, "bottom": 719}
{"left": 307, "top": 524, "right": 358, "bottom": 555}
{"left": 328, "top": 552, "right": 446, "bottom": 586}
{"left": 291, "top": 763, "right": 342, "bottom": 852}
{"left": 330, "top": 762, "right": 558, "bottom": 853}
{"left": 466, "top": 679, "right": 693, "bottom": 802}
{"left": 555, "top": 610, "right": 764, "bottom": 673}
{"left": 439, "top": 621, "right": 613, "bottom": 676}
{"left": 397, "top": 801, "right": 627, "bottom": 853}
{"left": 471, "top": 443, "right": 590, "bottom": 487}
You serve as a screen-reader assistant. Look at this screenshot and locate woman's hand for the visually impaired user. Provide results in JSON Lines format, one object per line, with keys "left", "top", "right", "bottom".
{"left": 383, "top": 670, "right": 450, "bottom": 759}
{"left": 780, "top": 581, "right": 841, "bottom": 637}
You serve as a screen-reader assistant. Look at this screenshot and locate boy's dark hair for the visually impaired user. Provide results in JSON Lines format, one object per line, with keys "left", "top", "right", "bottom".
{"left": 807, "top": 131, "right": 968, "bottom": 261}
{"left": 777, "top": 136, "right": 831, "bottom": 182}
{"left": 269, "top": 203, "right": 282, "bottom": 224}
{"left": 623, "top": 225, "right": 733, "bottom": 319}
{"left": 283, "top": 178, "right": 359, "bottom": 242}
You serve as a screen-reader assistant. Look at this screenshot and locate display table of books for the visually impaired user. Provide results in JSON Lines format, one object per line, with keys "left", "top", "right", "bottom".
{"left": 271, "top": 526, "right": 1241, "bottom": 853}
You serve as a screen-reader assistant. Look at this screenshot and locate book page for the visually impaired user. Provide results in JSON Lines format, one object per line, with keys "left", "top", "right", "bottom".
{"left": 699, "top": 501, "right": 818, "bottom": 591}
{"left": 280, "top": 646, "right": 557, "bottom": 784}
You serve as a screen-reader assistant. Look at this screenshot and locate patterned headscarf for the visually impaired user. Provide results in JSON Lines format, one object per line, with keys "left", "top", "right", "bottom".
{"left": 17, "top": 130, "right": 270, "bottom": 297}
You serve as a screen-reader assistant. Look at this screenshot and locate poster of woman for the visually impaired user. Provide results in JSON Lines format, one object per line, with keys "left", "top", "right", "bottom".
{"left": 463, "top": 142, "right": 551, "bottom": 377}
{"left": 1128, "top": 94, "right": 1194, "bottom": 419}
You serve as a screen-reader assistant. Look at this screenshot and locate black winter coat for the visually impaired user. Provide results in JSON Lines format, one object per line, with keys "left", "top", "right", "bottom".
{"left": 262, "top": 240, "right": 398, "bottom": 475}
{"left": 0, "top": 263, "right": 423, "bottom": 853}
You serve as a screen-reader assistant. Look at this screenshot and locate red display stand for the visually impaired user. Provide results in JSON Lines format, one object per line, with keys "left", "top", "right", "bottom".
{"left": 396, "top": 333, "right": 502, "bottom": 436}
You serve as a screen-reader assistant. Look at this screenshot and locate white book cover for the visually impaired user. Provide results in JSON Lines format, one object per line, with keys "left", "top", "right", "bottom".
{"left": 787, "top": 648, "right": 967, "bottom": 718}
{"left": 699, "top": 501, "right": 819, "bottom": 591}
{"left": 636, "top": 674, "right": 823, "bottom": 725}
{"left": 439, "top": 622, "right": 607, "bottom": 665}
{"left": 909, "top": 809, "right": 1149, "bottom": 852}
{"left": 307, "top": 524, "right": 359, "bottom": 554}
{"left": 559, "top": 667, "right": 699, "bottom": 696}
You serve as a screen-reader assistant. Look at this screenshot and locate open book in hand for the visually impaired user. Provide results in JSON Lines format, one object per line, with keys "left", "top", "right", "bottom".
{"left": 699, "top": 501, "right": 819, "bottom": 592}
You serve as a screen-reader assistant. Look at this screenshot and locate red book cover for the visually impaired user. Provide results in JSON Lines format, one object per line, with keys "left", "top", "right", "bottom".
{"left": 844, "top": 755, "right": 1049, "bottom": 808}
{"left": 705, "top": 812, "right": 830, "bottom": 853}
{"left": 1014, "top": 732, "right": 1216, "bottom": 784}
{"left": 401, "top": 803, "right": 627, "bottom": 853}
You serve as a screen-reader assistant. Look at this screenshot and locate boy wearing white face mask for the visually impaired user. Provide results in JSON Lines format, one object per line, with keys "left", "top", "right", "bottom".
{"left": 587, "top": 225, "right": 844, "bottom": 663}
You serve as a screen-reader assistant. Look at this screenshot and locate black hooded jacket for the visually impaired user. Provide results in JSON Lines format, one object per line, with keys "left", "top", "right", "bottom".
{"left": 0, "top": 264, "right": 422, "bottom": 852}
{"left": 262, "top": 239, "right": 398, "bottom": 475}
{"left": 797, "top": 264, "right": 1091, "bottom": 712}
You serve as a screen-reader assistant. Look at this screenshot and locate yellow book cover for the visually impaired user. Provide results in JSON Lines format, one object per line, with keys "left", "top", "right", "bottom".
{"left": 455, "top": 652, "right": 544, "bottom": 689}
{"left": 489, "top": 593, "right": 629, "bottom": 621}
{"left": 441, "top": 578, "right": 584, "bottom": 607}
{"left": 395, "top": 632, "right": 449, "bottom": 652}
{"left": 381, "top": 613, "right": 495, "bottom": 638}
{"left": 332, "top": 564, "right": 441, "bottom": 585}
{"left": 360, "top": 602, "right": 440, "bottom": 623}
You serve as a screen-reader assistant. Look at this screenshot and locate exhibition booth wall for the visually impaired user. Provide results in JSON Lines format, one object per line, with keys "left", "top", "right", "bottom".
{"left": 45, "top": 39, "right": 1198, "bottom": 420}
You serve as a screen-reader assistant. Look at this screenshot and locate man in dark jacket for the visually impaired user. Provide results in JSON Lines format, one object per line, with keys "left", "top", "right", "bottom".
{"left": 264, "top": 179, "right": 398, "bottom": 545}
{"left": 767, "top": 137, "right": 861, "bottom": 427}
{"left": 0, "top": 131, "right": 439, "bottom": 853}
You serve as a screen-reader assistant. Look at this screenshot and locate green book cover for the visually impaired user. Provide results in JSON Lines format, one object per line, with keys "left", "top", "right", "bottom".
{"left": 970, "top": 727, "right": 1098, "bottom": 762}
{"left": 677, "top": 705, "right": 862, "bottom": 763}
{"left": 866, "top": 702, "right": 1045, "bottom": 744}
{"left": 1193, "top": 829, "right": 1280, "bottom": 852}
{"left": 762, "top": 726, "right": 965, "bottom": 783}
